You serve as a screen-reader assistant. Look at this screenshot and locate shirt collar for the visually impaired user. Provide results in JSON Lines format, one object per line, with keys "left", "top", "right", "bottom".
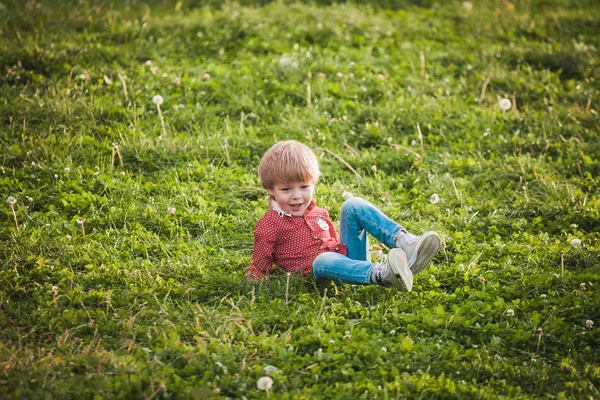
{"left": 271, "top": 199, "right": 317, "bottom": 217}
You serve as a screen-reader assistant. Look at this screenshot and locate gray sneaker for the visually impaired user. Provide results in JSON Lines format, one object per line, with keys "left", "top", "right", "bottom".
{"left": 396, "top": 231, "right": 441, "bottom": 275}
{"left": 373, "top": 248, "right": 413, "bottom": 292}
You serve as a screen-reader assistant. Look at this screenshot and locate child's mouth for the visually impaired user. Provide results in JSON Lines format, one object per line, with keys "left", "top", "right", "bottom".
{"left": 289, "top": 203, "right": 303, "bottom": 211}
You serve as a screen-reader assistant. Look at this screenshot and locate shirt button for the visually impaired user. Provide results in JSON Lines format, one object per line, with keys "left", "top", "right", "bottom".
{"left": 314, "top": 236, "right": 318, "bottom": 239}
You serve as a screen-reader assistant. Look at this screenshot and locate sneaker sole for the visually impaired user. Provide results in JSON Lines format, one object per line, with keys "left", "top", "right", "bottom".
{"left": 408, "top": 231, "right": 441, "bottom": 275}
{"left": 388, "top": 248, "right": 413, "bottom": 292}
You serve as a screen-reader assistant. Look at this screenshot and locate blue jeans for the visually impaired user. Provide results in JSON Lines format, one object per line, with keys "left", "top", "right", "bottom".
{"left": 312, "top": 197, "right": 404, "bottom": 285}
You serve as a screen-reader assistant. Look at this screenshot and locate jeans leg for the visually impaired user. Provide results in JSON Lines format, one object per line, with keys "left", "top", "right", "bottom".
{"left": 340, "top": 197, "right": 404, "bottom": 256}
{"left": 312, "top": 252, "right": 372, "bottom": 285}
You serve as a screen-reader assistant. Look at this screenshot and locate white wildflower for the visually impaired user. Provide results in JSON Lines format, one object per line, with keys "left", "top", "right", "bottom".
{"left": 76, "top": 217, "right": 85, "bottom": 224}
{"left": 381, "top": 347, "right": 388, "bottom": 352}
{"left": 257, "top": 376, "right": 273, "bottom": 391}
{"left": 64, "top": 167, "right": 70, "bottom": 173}
{"left": 7, "top": 196, "right": 17, "bottom": 205}
{"left": 586, "top": 320, "right": 594, "bottom": 329}
{"left": 506, "top": 309, "right": 514, "bottom": 317}
{"left": 463, "top": 2, "right": 473, "bottom": 12}
{"left": 389, "top": 329, "right": 396, "bottom": 335}
{"left": 202, "top": 73, "right": 211, "bottom": 80}
{"left": 174, "top": 77, "right": 181, "bottom": 85}
{"left": 430, "top": 193, "right": 440, "bottom": 204}
{"left": 499, "top": 98, "right": 512, "bottom": 111}
{"left": 279, "top": 55, "right": 299, "bottom": 69}
{"left": 579, "top": 282, "right": 586, "bottom": 290}
{"left": 215, "top": 361, "right": 227, "bottom": 372}
{"left": 570, "top": 238, "right": 582, "bottom": 247}
{"left": 168, "top": 207, "right": 176, "bottom": 215}
{"left": 152, "top": 95, "right": 164, "bottom": 105}
{"left": 263, "top": 365, "right": 280, "bottom": 375}
{"left": 342, "top": 191, "right": 354, "bottom": 200}
{"left": 51, "top": 285, "right": 58, "bottom": 296}
{"left": 145, "top": 60, "right": 153, "bottom": 66}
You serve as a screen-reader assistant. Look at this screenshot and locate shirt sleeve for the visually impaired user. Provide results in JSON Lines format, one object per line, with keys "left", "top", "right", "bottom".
{"left": 245, "top": 215, "right": 278, "bottom": 280}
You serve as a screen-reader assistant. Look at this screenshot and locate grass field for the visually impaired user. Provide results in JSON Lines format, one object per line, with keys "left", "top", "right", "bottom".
{"left": 1, "top": 0, "right": 599, "bottom": 398}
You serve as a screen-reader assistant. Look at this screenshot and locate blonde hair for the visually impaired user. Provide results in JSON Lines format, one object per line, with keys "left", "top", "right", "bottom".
{"left": 258, "top": 140, "right": 321, "bottom": 189}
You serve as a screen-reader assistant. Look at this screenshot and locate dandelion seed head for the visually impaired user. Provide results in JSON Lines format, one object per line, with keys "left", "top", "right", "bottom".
{"left": 64, "top": 167, "right": 70, "bottom": 173}
{"left": 463, "top": 2, "right": 473, "bottom": 12}
{"left": 203, "top": 73, "right": 211, "bottom": 80}
{"left": 506, "top": 309, "right": 515, "bottom": 317}
{"left": 499, "top": 98, "right": 512, "bottom": 111}
{"left": 76, "top": 217, "right": 85, "bottom": 224}
{"left": 7, "top": 196, "right": 17, "bottom": 205}
{"left": 430, "top": 193, "right": 440, "bottom": 204}
{"left": 257, "top": 376, "right": 273, "bottom": 391}
{"left": 586, "top": 319, "right": 594, "bottom": 329}
{"left": 174, "top": 77, "right": 181, "bottom": 85}
{"left": 153, "top": 95, "right": 164, "bottom": 105}
{"left": 570, "top": 238, "right": 582, "bottom": 247}
{"left": 168, "top": 207, "right": 176, "bottom": 215}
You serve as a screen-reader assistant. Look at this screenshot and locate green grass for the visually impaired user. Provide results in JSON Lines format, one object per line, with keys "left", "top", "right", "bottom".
{"left": 1, "top": 0, "right": 599, "bottom": 398}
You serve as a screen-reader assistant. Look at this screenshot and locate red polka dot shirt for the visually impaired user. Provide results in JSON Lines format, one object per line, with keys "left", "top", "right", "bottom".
{"left": 245, "top": 199, "right": 348, "bottom": 280}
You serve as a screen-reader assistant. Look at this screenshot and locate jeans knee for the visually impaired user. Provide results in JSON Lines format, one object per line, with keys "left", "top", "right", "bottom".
{"left": 312, "top": 252, "right": 339, "bottom": 277}
{"left": 341, "top": 197, "right": 365, "bottom": 215}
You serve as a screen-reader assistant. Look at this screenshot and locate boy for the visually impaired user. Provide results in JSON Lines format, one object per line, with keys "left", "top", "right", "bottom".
{"left": 245, "top": 140, "right": 441, "bottom": 292}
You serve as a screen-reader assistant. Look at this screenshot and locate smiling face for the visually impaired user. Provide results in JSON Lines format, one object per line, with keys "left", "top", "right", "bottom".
{"left": 268, "top": 181, "right": 315, "bottom": 216}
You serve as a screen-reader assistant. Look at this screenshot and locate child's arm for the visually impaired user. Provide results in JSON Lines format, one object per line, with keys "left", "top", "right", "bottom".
{"left": 245, "top": 217, "right": 278, "bottom": 280}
